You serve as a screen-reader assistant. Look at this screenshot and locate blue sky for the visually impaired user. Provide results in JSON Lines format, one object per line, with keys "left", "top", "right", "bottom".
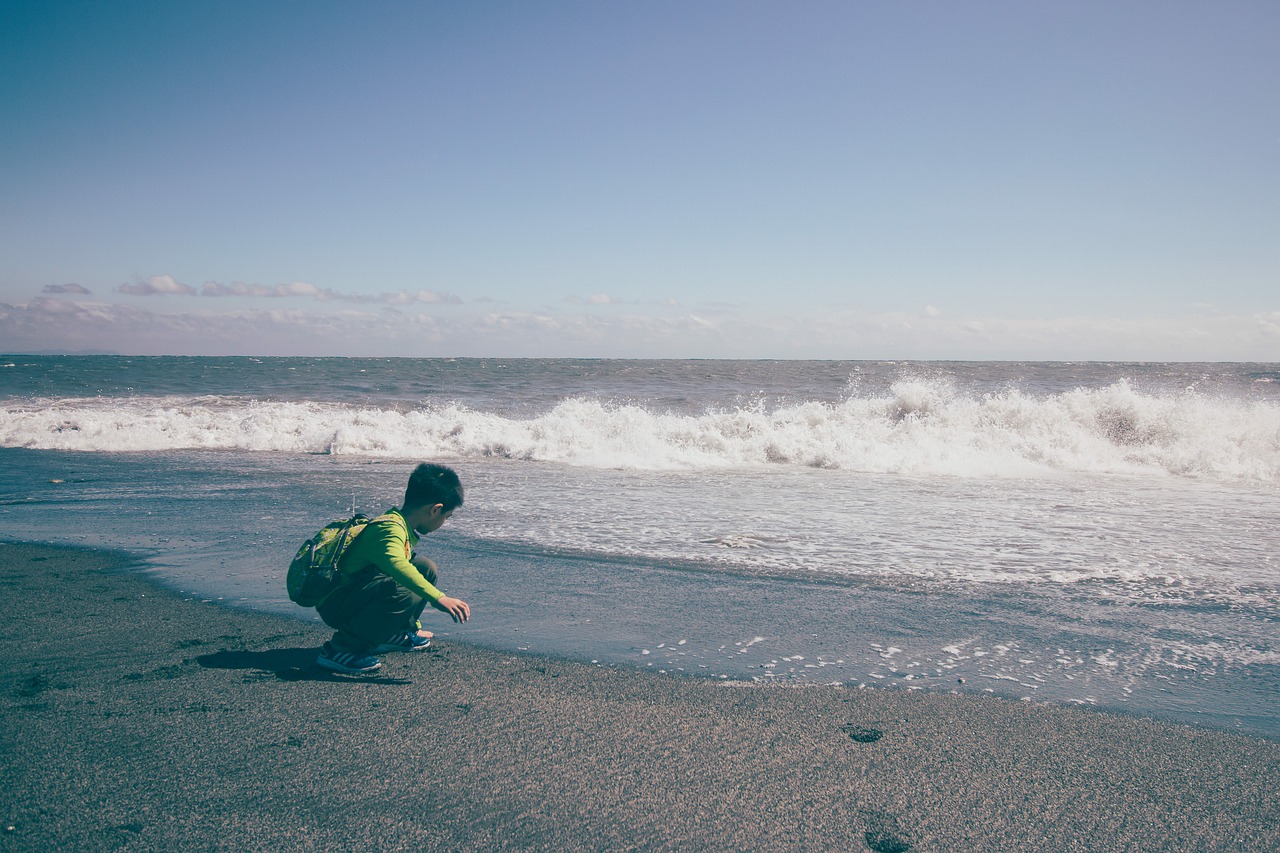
{"left": 1, "top": 1, "right": 1277, "bottom": 359}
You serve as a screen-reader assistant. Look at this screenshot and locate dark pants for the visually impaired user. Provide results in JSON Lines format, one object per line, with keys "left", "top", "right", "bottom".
{"left": 317, "top": 557, "right": 437, "bottom": 653}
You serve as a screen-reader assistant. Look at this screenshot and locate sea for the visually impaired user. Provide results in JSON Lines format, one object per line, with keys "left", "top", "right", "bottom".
{"left": 2, "top": 356, "right": 1277, "bottom": 738}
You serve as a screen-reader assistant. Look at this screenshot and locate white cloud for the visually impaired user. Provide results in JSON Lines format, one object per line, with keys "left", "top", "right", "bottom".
{"left": 201, "top": 280, "right": 323, "bottom": 298}
{"left": 118, "top": 275, "right": 197, "bottom": 296}
{"left": 201, "top": 281, "right": 271, "bottom": 298}
{"left": 277, "top": 281, "right": 322, "bottom": 298}
{"left": 42, "top": 283, "right": 92, "bottom": 295}
{"left": 2, "top": 297, "right": 1279, "bottom": 360}
{"left": 198, "top": 279, "right": 460, "bottom": 305}
{"left": 25, "top": 296, "right": 86, "bottom": 315}
{"left": 695, "top": 301, "right": 744, "bottom": 315}
{"left": 565, "top": 293, "right": 680, "bottom": 307}
{"left": 377, "top": 289, "right": 463, "bottom": 306}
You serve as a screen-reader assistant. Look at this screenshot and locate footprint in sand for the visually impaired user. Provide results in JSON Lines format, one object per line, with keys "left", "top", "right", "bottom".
{"left": 861, "top": 809, "right": 912, "bottom": 853}
{"left": 841, "top": 723, "right": 884, "bottom": 743}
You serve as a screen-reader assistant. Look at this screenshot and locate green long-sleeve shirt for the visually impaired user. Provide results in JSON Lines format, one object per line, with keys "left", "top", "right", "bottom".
{"left": 336, "top": 508, "right": 444, "bottom": 602}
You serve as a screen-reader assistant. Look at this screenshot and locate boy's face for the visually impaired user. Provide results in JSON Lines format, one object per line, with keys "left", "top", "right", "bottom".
{"left": 409, "top": 503, "right": 453, "bottom": 534}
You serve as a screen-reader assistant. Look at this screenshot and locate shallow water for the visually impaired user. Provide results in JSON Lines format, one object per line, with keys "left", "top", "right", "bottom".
{"left": 2, "top": 447, "right": 1275, "bottom": 739}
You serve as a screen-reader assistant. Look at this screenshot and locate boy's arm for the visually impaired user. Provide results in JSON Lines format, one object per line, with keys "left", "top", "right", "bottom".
{"left": 351, "top": 520, "right": 446, "bottom": 602}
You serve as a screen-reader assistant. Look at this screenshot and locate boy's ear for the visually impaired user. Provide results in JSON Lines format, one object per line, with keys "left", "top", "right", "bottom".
{"left": 428, "top": 503, "right": 446, "bottom": 517}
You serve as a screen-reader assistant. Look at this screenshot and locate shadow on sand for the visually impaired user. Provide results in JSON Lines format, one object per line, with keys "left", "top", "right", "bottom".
{"left": 196, "top": 647, "right": 412, "bottom": 685}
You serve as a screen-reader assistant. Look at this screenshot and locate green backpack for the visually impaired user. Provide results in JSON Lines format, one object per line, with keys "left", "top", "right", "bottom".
{"left": 286, "top": 514, "right": 372, "bottom": 607}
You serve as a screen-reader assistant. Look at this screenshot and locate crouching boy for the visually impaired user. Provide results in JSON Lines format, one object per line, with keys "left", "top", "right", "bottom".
{"left": 316, "top": 462, "right": 471, "bottom": 674}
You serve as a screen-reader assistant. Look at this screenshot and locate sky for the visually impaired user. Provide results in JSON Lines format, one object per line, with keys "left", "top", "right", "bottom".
{"left": 1, "top": 1, "right": 1277, "bottom": 360}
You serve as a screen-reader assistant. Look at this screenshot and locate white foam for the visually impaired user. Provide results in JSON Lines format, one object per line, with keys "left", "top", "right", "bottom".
{"left": 3, "top": 379, "right": 1277, "bottom": 482}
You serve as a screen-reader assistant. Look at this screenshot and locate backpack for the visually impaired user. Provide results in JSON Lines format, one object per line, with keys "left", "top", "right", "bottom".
{"left": 286, "top": 514, "right": 372, "bottom": 607}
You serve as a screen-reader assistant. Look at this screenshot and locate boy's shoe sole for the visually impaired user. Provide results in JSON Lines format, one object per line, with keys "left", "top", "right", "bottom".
{"left": 316, "top": 644, "right": 382, "bottom": 673}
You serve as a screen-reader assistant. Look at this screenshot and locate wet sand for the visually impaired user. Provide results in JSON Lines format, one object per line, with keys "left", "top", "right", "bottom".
{"left": 2, "top": 541, "right": 1277, "bottom": 852}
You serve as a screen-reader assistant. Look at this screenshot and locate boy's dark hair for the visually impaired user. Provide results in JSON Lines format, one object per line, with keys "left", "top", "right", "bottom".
{"left": 404, "top": 462, "right": 464, "bottom": 512}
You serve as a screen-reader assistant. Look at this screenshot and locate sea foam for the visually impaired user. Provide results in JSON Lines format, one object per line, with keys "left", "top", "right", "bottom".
{"left": 2, "top": 380, "right": 1277, "bottom": 481}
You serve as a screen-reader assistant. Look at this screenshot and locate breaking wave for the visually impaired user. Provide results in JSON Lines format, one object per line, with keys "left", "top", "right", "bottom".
{"left": 2, "top": 380, "right": 1277, "bottom": 481}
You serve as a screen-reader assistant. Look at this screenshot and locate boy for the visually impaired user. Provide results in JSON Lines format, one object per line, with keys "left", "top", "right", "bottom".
{"left": 315, "top": 462, "right": 471, "bottom": 674}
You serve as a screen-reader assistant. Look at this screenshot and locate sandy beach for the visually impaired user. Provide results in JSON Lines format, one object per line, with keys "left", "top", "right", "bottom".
{"left": 1, "top": 541, "right": 1276, "bottom": 852}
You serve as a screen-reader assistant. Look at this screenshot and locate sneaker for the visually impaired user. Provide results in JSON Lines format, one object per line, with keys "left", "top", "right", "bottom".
{"left": 316, "top": 642, "right": 382, "bottom": 673}
{"left": 374, "top": 631, "right": 432, "bottom": 653}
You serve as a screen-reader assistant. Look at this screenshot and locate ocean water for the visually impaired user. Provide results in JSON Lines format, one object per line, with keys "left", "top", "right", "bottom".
{"left": 2, "top": 356, "right": 1277, "bottom": 738}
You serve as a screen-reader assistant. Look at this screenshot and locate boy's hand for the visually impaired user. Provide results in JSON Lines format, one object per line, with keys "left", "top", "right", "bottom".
{"left": 433, "top": 595, "right": 470, "bottom": 623}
